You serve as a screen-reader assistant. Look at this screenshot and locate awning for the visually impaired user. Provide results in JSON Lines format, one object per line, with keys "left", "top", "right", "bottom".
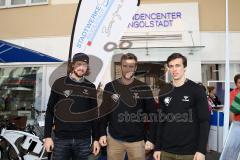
{"left": 0, "top": 40, "right": 62, "bottom": 63}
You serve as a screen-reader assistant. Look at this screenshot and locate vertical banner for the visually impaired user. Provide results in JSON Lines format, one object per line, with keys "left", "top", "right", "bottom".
{"left": 69, "top": 0, "right": 140, "bottom": 86}
{"left": 220, "top": 121, "right": 240, "bottom": 160}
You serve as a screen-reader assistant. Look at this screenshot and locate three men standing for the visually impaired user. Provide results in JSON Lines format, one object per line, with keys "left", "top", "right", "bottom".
{"left": 44, "top": 52, "right": 210, "bottom": 160}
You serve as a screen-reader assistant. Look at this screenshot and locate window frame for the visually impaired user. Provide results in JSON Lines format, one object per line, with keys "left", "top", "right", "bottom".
{"left": 29, "top": 0, "right": 48, "bottom": 6}
{"left": 9, "top": 0, "right": 28, "bottom": 8}
{"left": 0, "top": 0, "right": 48, "bottom": 9}
{"left": 0, "top": 0, "right": 7, "bottom": 9}
{"left": 0, "top": 64, "right": 45, "bottom": 112}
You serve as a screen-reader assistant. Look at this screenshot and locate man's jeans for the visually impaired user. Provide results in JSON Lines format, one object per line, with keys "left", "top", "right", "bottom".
{"left": 52, "top": 137, "right": 91, "bottom": 160}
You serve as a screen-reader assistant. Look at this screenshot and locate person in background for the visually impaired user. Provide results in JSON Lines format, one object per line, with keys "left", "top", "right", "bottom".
{"left": 198, "top": 83, "right": 206, "bottom": 93}
{"left": 198, "top": 83, "right": 214, "bottom": 112}
{"left": 207, "top": 86, "right": 221, "bottom": 106}
{"left": 230, "top": 74, "right": 240, "bottom": 121}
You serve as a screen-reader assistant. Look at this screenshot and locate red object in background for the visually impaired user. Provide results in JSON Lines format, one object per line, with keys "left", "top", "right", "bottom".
{"left": 87, "top": 41, "right": 92, "bottom": 46}
{"left": 230, "top": 88, "right": 240, "bottom": 121}
{"left": 6, "top": 79, "right": 35, "bottom": 84}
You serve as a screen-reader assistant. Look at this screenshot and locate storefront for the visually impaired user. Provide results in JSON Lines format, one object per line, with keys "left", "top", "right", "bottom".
{"left": 2, "top": 2, "right": 240, "bottom": 109}
{"left": 0, "top": 40, "right": 62, "bottom": 125}
{"left": 1, "top": 2, "right": 240, "bottom": 154}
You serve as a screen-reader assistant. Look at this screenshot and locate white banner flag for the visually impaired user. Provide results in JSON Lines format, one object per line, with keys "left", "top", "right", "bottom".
{"left": 69, "top": 0, "right": 140, "bottom": 86}
{"left": 220, "top": 121, "right": 240, "bottom": 160}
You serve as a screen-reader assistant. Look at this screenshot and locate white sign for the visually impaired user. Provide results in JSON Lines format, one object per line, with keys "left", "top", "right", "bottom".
{"left": 70, "top": 0, "right": 139, "bottom": 86}
{"left": 123, "top": 2, "right": 200, "bottom": 47}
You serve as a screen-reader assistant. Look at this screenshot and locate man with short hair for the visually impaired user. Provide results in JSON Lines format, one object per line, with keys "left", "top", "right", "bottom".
{"left": 44, "top": 53, "right": 100, "bottom": 160}
{"left": 99, "top": 53, "right": 156, "bottom": 160}
{"left": 154, "top": 53, "right": 210, "bottom": 160}
{"left": 230, "top": 74, "right": 240, "bottom": 121}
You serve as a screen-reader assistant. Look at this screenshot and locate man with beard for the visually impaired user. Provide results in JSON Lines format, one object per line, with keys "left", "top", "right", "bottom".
{"left": 99, "top": 53, "right": 156, "bottom": 160}
{"left": 44, "top": 53, "right": 100, "bottom": 160}
{"left": 153, "top": 53, "right": 210, "bottom": 160}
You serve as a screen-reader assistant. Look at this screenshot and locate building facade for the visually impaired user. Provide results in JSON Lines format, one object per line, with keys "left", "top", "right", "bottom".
{"left": 0, "top": 0, "right": 239, "bottom": 125}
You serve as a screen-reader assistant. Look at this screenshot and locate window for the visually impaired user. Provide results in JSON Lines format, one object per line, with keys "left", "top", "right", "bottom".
{"left": 30, "top": 0, "right": 48, "bottom": 6}
{"left": 11, "top": 0, "right": 26, "bottom": 5}
{"left": 0, "top": 0, "right": 5, "bottom": 6}
{"left": 202, "top": 64, "right": 225, "bottom": 85}
{"left": 0, "top": 0, "right": 48, "bottom": 9}
{"left": 0, "top": 0, "right": 6, "bottom": 8}
{"left": 202, "top": 63, "right": 240, "bottom": 85}
{"left": 202, "top": 63, "right": 240, "bottom": 104}
{"left": 31, "top": 0, "right": 47, "bottom": 3}
{"left": 0, "top": 66, "right": 42, "bottom": 120}
{"left": 10, "top": 0, "right": 27, "bottom": 7}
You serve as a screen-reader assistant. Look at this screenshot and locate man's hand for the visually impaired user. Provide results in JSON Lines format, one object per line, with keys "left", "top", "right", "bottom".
{"left": 99, "top": 136, "right": 107, "bottom": 146}
{"left": 193, "top": 152, "right": 205, "bottom": 160}
{"left": 153, "top": 151, "right": 161, "bottom": 160}
{"left": 44, "top": 137, "right": 54, "bottom": 152}
{"left": 92, "top": 141, "right": 100, "bottom": 156}
{"left": 145, "top": 141, "right": 154, "bottom": 150}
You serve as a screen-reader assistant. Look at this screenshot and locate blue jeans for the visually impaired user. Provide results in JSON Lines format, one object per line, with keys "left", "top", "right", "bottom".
{"left": 52, "top": 137, "right": 91, "bottom": 160}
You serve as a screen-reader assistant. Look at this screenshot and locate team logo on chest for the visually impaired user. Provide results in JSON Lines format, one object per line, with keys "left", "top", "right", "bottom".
{"left": 83, "top": 89, "right": 89, "bottom": 95}
{"left": 133, "top": 92, "right": 140, "bottom": 99}
{"left": 164, "top": 97, "right": 172, "bottom": 106}
{"left": 182, "top": 96, "right": 190, "bottom": 102}
{"left": 63, "top": 90, "right": 72, "bottom": 98}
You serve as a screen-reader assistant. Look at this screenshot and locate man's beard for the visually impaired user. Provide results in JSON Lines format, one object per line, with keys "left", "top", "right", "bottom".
{"left": 73, "top": 70, "right": 84, "bottom": 78}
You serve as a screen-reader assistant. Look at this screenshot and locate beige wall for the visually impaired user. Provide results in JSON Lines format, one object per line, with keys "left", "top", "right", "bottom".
{"left": 0, "top": 0, "right": 239, "bottom": 39}
{"left": 142, "top": 0, "right": 239, "bottom": 31}
{"left": 0, "top": 4, "right": 77, "bottom": 39}
{"left": 229, "top": 0, "right": 240, "bottom": 31}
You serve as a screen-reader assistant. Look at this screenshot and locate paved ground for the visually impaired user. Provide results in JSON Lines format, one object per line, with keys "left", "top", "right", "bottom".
{"left": 1, "top": 151, "right": 221, "bottom": 160}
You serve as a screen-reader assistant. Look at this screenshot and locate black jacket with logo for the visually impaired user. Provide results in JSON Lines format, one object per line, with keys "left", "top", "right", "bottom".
{"left": 155, "top": 79, "right": 210, "bottom": 155}
{"left": 99, "top": 79, "right": 157, "bottom": 143}
{"left": 44, "top": 76, "right": 99, "bottom": 140}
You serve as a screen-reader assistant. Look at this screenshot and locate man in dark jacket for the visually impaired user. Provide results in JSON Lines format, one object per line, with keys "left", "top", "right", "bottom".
{"left": 154, "top": 53, "right": 210, "bottom": 160}
{"left": 44, "top": 53, "right": 100, "bottom": 160}
{"left": 99, "top": 53, "right": 156, "bottom": 160}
